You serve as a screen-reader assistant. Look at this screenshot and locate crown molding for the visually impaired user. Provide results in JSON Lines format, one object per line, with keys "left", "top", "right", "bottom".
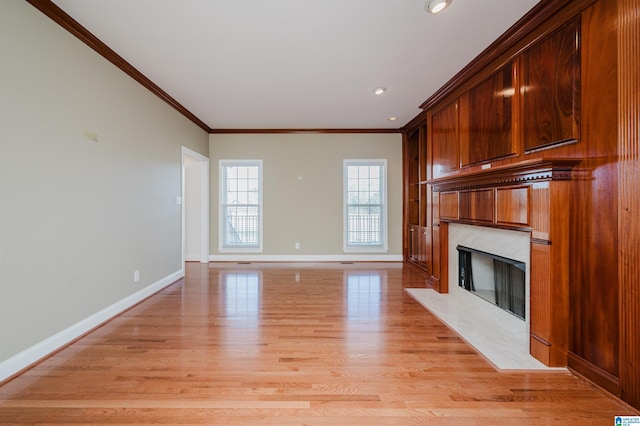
{"left": 400, "top": 111, "right": 427, "bottom": 133}
{"left": 26, "top": 0, "right": 212, "bottom": 133}
{"left": 209, "top": 128, "right": 402, "bottom": 134}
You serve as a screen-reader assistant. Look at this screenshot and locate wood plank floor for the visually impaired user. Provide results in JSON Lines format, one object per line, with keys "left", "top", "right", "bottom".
{"left": 0, "top": 262, "right": 635, "bottom": 424}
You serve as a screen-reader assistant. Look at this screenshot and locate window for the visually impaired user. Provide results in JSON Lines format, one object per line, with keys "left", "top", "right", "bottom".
{"left": 344, "top": 160, "right": 387, "bottom": 252}
{"left": 219, "top": 160, "right": 262, "bottom": 251}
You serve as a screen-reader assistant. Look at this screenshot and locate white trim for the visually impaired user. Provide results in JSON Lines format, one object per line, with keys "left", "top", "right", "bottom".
{"left": 181, "top": 147, "right": 210, "bottom": 265}
{"left": 209, "top": 254, "right": 403, "bottom": 262}
{"left": 0, "top": 269, "right": 184, "bottom": 383}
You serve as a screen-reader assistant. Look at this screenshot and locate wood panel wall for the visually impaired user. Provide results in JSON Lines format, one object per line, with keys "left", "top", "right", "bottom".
{"left": 402, "top": 0, "right": 640, "bottom": 410}
{"left": 618, "top": 0, "right": 640, "bottom": 408}
{"left": 567, "top": 0, "right": 619, "bottom": 394}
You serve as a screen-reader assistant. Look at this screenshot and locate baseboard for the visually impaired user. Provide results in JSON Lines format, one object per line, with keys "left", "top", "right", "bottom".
{"left": 0, "top": 268, "right": 184, "bottom": 383}
{"left": 567, "top": 351, "right": 620, "bottom": 396}
{"left": 209, "top": 254, "right": 404, "bottom": 262}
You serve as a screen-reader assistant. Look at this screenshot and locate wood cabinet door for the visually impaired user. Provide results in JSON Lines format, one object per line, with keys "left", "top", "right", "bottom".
{"left": 431, "top": 101, "right": 459, "bottom": 178}
{"left": 463, "top": 64, "right": 515, "bottom": 165}
{"left": 523, "top": 18, "right": 580, "bottom": 152}
{"left": 408, "top": 225, "right": 418, "bottom": 262}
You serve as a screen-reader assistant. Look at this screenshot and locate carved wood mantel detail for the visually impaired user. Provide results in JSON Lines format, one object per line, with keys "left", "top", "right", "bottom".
{"left": 428, "top": 159, "right": 580, "bottom": 193}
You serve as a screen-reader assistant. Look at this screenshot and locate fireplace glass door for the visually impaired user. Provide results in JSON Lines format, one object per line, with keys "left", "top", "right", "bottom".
{"left": 457, "top": 245, "right": 526, "bottom": 320}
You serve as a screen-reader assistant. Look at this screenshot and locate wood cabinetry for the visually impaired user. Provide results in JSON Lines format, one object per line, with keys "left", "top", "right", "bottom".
{"left": 462, "top": 64, "right": 516, "bottom": 166}
{"left": 522, "top": 18, "right": 580, "bottom": 152}
{"left": 403, "top": 124, "right": 431, "bottom": 274}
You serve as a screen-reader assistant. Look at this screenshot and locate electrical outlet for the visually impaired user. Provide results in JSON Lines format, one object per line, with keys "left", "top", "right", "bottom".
{"left": 133, "top": 270, "right": 140, "bottom": 283}
{"left": 295, "top": 242, "right": 300, "bottom": 250}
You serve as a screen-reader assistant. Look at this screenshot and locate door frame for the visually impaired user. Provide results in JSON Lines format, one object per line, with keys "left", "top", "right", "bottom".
{"left": 181, "top": 146, "right": 210, "bottom": 265}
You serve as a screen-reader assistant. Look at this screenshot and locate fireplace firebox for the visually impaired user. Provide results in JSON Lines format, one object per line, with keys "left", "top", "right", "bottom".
{"left": 457, "top": 245, "right": 526, "bottom": 320}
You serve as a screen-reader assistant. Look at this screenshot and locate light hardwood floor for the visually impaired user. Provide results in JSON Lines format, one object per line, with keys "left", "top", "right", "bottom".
{"left": 0, "top": 262, "right": 635, "bottom": 424}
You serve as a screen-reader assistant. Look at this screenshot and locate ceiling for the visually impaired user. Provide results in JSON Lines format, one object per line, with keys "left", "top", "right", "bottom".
{"left": 50, "top": 0, "right": 541, "bottom": 130}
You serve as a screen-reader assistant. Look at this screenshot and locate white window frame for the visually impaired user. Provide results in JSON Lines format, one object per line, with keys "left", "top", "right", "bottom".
{"left": 219, "top": 160, "right": 263, "bottom": 252}
{"left": 343, "top": 159, "right": 388, "bottom": 253}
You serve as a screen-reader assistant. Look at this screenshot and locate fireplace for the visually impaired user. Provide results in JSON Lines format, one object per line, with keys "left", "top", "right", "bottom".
{"left": 448, "top": 223, "right": 531, "bottom": 337}
{"left": 457, "top": 245, "right": 526, "bottom": 320}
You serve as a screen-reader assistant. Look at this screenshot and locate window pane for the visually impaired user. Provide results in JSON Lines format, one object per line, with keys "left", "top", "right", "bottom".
{"left": 348, "top": 191, "right": 359, "bottom": 204}
{"left": 247, "top": 191, "right": 259, "bottom": 204}
{"left": 226, "top": 192, "right": 237, "bottom": 204}
{"left": 358, "top": 192, "right": 369, "bottom": 204}
{"left": 246, "top": 178, "right": 256, "bottom": 192}
{"left": 238, "top": 192, "right": 248, "bottom": 204}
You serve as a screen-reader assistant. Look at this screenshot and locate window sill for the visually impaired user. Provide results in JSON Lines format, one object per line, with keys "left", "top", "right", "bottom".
{"left": 343, "top": 246, "right": 388, "bottom": 253}
{"left": 218, "top": 247, "right": 263, "bottom": 253}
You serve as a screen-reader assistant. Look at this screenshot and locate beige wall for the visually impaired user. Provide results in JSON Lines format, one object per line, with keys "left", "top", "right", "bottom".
{"left": 0, "top": 0, "right": 208, "bottom": 365}
{"left": 209, "top": 133, "right": 402, "bottom": 258}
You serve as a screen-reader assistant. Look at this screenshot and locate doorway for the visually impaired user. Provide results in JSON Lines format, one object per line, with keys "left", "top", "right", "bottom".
{"left": 182, "top": 147, "right": 209, "bottom": 265}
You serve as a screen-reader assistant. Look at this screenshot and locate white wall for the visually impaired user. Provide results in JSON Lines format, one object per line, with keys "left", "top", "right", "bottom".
{"left": 0, "top": 0, "right": 208, "bottom": 374}
{"left": 209, "top": 133, "right": 402, "bottom": 260}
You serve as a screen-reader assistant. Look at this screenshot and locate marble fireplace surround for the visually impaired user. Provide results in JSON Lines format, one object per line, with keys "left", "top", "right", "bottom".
{"left": 407, "top": 223, "right": 559, "bottom": 370}
{"left": 448, "top": 223, "right": 530, "bottom": 324}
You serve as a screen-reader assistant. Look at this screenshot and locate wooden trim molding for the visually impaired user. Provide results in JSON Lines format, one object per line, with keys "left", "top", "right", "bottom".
{"left": 568, "top": 352, "right": 621, "bottom": 396}
{"left": 26, "top": 0, "right": 212, "bottom": 133}
{"left": 209, "top": 128, "right": 402, "bottom": 134}
{"left": 419, "top": 0, "right": 598, "bottom": 112}
{"left": 400, "top": 111, "right": 427, "bottom": 133}
{"left": 618, "top": 0, "right": 640, "bottom": 408}
{"left": 428, "top": 158, "right": 580, "bottom": 192}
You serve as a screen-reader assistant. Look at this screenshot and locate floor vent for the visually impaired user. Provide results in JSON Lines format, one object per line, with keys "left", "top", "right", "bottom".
{"left": 237, "top": 262, "right": 251, "bottom": 264}
{"left": 341, "top": 262, "right": 354, "bottom": 264}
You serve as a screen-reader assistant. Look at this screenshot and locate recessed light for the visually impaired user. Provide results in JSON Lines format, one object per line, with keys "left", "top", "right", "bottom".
{"left": 373, "top": 87, "right": 386, "bottom": 95}
{"left": 426, "top": 0, "right": 452, "bottom": 14}
{"left": 388, "top": 116, "right": 398, "bottom": 121}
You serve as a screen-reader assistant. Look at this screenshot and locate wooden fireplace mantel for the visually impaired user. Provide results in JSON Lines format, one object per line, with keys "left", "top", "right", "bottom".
{"left": 427, "top": 158, "right": 581, "bottom": 192}
{"left": 425, "top": 158, "right": 580, "bottom": 367}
